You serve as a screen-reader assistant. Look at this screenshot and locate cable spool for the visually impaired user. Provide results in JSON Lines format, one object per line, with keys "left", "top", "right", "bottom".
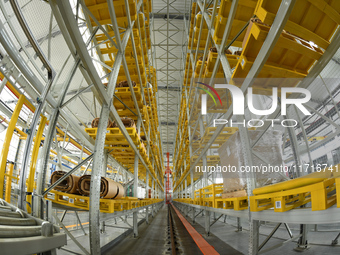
{"left": 234, "top": 50, "right": 242, "bottom": 56}
{"left": 117, "top": 80, "right": 137, "bottom": 88}
{"left": 120, "top": 117, "right": 135, "bottom": 128}
{"left": 198, "top": 55, "right": 208, "bottom": 62}
{"left": 78, "top": 175, "right": 125, "bottom": 199}
{"left": 209, "top": 47, "right": 232, "bottom": 54}
{"left": 50, "top": 171, "right": 80, "bottom": 194}
{"left": 91, "top": 118, "right": 115, "bottom": 128}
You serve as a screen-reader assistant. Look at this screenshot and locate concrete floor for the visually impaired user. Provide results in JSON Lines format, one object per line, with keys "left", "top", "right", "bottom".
{"left": 181, "top": 208, "right": 340, "bottom": 255}
{"left": 103, "top": 204, "right": 173, "bottom": 255}
{"left": 55, "top": 208, "right": 147, "bottom": 255}
{"left": 54, "top": 204, "right": 340, "bottom": 255}
{"left": 104, "top": 204, "right": 203, "bottom": 255}
{"left": 106, "top": 204, "right": 242, "bottom": 255}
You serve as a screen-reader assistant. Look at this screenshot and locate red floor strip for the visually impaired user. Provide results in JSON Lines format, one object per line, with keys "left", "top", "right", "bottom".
{"left": 171, "top": 204, "right": 220, "bottom": 255}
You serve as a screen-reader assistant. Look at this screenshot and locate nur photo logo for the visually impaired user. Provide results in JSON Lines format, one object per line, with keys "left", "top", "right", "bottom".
{"left": 195, "top": 82, "right": 222, "bottom": 114}
{"left": 196, "top": 82, "right": 312, "bottom": 128}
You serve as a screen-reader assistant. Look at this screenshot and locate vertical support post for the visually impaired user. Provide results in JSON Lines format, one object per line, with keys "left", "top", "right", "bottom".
{"left": 205, "top": 209, "right": 210, "bottom": 236}
{"left": 102, "top": 149, "right": 108, "bottom": 177}
{"left": 133, "top": 155, "right": 139, "bottom": 198}
{"left": 100, "top": 221, "right": 105, "bottom": 233}
{"left": 46, "top": 199, "right": 53, "bottom": 222}
{"left": 238, "top": 117, "right": 258, "bottom": 255}
{"left": 152, "top": 179, "right": 155, "bottom": 217}
{"left": 285, "top": 113, "right": 310, "bottom": 250}
{"left": 295, "top": 225, "right": 310, "bottom": 251}
{"left": 89, "top": 105, "right": 110, "bottom": 254}
{"left": 27, "top": 116, "right": 47, "bottom": 213}
{"left": 199, "top": 116, "right": 208, "bottom": 187}
{"left": 152, "top": 179, "right": 154, "bottom": 199}
{"left": 145, "top": 172, "right": 149, "bottom": 224}
{"left": 133, "top": 118, "right": 141, "bottom": 238}
{"left": 236, "top": 217, "right": 242, "bottom": 232}
{"left": 191, "top": 171, "right": 194, "bottom": 199}
{"left": 0, "top": 94, "right": 24, "bottom": 198}
{"left": 133, "top": 210, "right": 138, "bottom": 238}
{"left": 145, "top": 172, "right": 149, "bottom": 198}
{"left": 5, "top": 162, "right": 14, "bottom": 202}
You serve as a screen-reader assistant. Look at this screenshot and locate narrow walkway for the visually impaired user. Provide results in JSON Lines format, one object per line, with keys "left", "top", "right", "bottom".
{"left": 172, "top": 205, "right": 243, "bottom": 255}
{"left": 107, "top": 204, "right": 202, "bottom": 255}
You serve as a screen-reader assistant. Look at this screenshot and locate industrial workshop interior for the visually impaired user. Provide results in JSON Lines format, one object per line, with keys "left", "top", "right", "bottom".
{"left": 2, "top": 0, "right": 340, "bottom": 254}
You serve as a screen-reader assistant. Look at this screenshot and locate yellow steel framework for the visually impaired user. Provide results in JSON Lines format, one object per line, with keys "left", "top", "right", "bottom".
{"left": 173, "top": 0, "right": 340, "bottom": 197}
{"left": 83, "top": 0, "right": 164, "bottom": 190}
{"left": 0, "top": 94, "right": 25, "bottom": 198}
{"left": 5, "top": 162, "right": 14, "bottom": 202}
{"left": 46, "top": 190, "right": 162, "bottom": 213}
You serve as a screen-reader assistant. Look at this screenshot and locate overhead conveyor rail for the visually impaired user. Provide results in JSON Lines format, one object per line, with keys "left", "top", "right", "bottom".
{"left": 0, "top": 199, "right": 66, "bottom": 255}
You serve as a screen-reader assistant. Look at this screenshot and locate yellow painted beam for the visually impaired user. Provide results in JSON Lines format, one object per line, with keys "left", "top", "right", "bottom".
{"left": 0, "top": 94, "right": 25, "bottom": 198}
{"left": 0, "top": 115, "right": 27, "bottom": 137}
{"left": 5, "top": 162, "right": 14, "bottom": 202}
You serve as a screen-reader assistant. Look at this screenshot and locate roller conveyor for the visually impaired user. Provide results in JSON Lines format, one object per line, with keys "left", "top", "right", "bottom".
{"left": 0, "top": 199, "right": 66, "bottom": 255}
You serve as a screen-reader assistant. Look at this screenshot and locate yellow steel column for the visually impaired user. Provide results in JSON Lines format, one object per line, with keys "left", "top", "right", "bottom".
{"left": 0, "top": 94, "right": 25, "bottom": 198}
{"left": 26, "top": 116, "right": 47, "bottom": 212}
{"left": 5, "top": 162, "right": 14, "bottom": 202}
